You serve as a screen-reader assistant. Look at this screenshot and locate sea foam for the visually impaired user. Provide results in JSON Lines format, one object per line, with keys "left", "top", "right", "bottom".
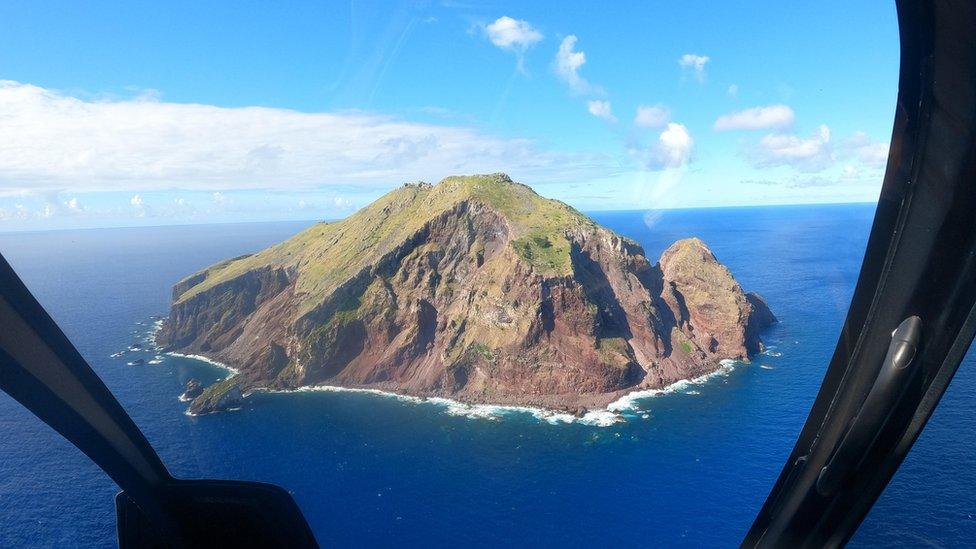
{"left": 606, "top": 359, "right": 739, "bottom": 413}
{"left": 165, "top": 352, "right": 240, "bottom": 375}
{"left": 260, "top": 385, "right": 622, "bottom": 426}
{"left": 177, "top": 351, "right": 740, "bottom": 427}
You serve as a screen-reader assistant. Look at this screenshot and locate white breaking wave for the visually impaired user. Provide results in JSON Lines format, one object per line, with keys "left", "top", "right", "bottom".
{"left": 165, "top": 352, "right": 240, "bottom": 375}
{"left": 606, "top": 359, "right": 740, "bottom": 412}
{"left": 153, "top": 316, "right": 242, "bottom": 375}
{"left": 262, "top": 385, "right": 623, "bottom": 427}
{"left": 175, "top": 353, "right": 742, "bottom": 427}
{"left": 184, "top": 406, "right": 240, "bottom": 417}
{"left": 146, "top": 319, "right": 165, "bottom": 346}
{"left": 423, "top": 397, "right": 620, "bottom": 427}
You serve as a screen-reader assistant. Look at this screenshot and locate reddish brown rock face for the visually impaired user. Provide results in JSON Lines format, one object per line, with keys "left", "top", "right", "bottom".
{"left": 157, "top": 174, "right": 775, "bottom": 413}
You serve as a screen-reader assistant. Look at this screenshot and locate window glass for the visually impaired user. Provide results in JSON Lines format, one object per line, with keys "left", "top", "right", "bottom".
{"left": 0, "top": 2, "right": 946, "bottom": 547}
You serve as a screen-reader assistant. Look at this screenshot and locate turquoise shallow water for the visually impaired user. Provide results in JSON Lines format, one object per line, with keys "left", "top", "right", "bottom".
{"left": 0, "top": 205, "right": 973, "bottom": 547}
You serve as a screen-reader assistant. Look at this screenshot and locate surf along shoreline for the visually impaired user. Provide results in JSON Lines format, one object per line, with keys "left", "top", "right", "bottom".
{"left": 148, "top": 317, "right": 758, "bottom": 425}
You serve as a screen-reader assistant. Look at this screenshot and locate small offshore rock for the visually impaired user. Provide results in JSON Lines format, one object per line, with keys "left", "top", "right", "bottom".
{"left": 180, "top": 378, "right": 204, "bottom": 401}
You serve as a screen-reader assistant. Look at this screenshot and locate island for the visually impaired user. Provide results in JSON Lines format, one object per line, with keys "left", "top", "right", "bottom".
{"left": 156, "top": 173, "right": 775, "bottom": 415}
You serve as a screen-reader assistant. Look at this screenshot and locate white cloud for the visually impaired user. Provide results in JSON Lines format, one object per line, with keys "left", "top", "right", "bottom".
{"left": 485, "top": 16, "right": 542, "bottom": 51}
{"left": 714, "top": 104, "right": 795, "bottom": 131}
{"left": 22, "top": 192, "right": 88, "bottom": 219}
{"left": 14, "top": 204, "right": 29, "bottom": 220}
{"left": 0, "top": 80, "right": 613, "bottom": 193}
{"left": 727, "top": 84, "right": 738, "bottom": 97}
{"left": 636, "top": 123, "right": 693, "bottom": 170}
{"left": 554, "top": 36, "right": 596, "bottom": 95}
{"left": 484, "top": 16, "right": 542, "bottom": 73}
{"left": 634, "top": 105, "right": 670, "bottom": 128}
{"left": 678, "top": 54, "right": 710, "bottom": 82}
{"left": 858, "top": 142, "right": 889, "bottom": 166}
{"left": 656, "top": 123, "right": 693, "bottom": 168}
{"left": 746, "top": 127, "right": 889, "bottom": 175}
{"left": 751, "top": 124, "right": 833, "bottom": 172}
{"left": 843, "top": 131, "right": 890, "bottom": 167}
{"left": 333, "top": 196, "right": 353, "bottom": 210}
{"left": 130, "top": 194, "right": 147, "bottom": 217}
{"left": 212, "top": 191, "right": 226, "bottom": 205}
{"left": 587, "top": 100, "right": 616, "bottom": 122}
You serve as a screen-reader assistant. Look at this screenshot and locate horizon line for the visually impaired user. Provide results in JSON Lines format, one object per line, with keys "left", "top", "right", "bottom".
{"left": 0, "top": 199, "right": 879, "bottom": 236}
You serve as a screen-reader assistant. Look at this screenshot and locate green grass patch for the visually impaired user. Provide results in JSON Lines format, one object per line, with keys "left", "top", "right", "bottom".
{"left": 472, "top": 343, "right": 495, "bottom": 361}
{"left": 513, "top": 231, "right": 572, "bottom": 275}
{"left": 174, "top": 173, "right": 603, "bottom": 306}
{"left": 596, "top": 337, "right": 634, "bottom": 369}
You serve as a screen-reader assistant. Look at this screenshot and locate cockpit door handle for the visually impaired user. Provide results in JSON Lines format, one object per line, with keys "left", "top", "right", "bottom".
{"left": 816, "top": 316, "right": 922, "bottom": 497}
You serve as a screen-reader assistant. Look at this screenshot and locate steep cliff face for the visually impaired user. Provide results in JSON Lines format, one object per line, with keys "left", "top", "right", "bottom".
{"left": 157, "top": 174, "right": 775, "bottom": 413}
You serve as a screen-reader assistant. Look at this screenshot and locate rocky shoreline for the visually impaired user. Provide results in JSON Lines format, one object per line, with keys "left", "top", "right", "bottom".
{"left": 176, "top": 352, "right": 744, "bottom": 425}
{"left": 158, "top": 174, "right": 775, "bottom": 416}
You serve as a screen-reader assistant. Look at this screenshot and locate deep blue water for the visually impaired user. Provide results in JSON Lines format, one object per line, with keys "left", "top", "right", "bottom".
{"left": 0, "top": 205, "right": 973, "bottom": 547}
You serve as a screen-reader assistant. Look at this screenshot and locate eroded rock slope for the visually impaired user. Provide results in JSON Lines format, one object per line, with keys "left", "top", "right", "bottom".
{"left": 158, "top": 174, "right": 774, "bottom": 414}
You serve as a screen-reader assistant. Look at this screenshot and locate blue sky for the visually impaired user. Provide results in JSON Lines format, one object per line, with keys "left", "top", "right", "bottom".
{"left": 0, "top": 1, "right": 899, "bottom": 230}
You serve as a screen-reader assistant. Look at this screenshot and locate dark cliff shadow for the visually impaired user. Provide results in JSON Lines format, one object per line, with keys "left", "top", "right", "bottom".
{"left": 570, "top": 243, "right": 633, "bottom": 340}
{"left": 305, "top": 320, "right": 367, "bottom": 384}
{"left": 633, "top": 263, "right": 683, "bottom": 358}
{"left": 417, "top": 299, "right": 438, "bottom": 349}
{"left": 539, "top": 283, "right": 556, "bottom": 333}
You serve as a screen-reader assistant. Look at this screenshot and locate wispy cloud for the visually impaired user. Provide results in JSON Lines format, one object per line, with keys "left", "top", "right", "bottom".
{"left": 0, "top": 204, "right": 31, "bottom": 221}
{"left": 714, "top": 105, "right": 795, "bottom": 131}
{"left": 587, "top": 100, "right": 617, "bottom": 122}
{"left": 746, "top": 124, "right": 890, "bottom": 175}
{"left": 842, "top": 131, "right": 890, "bottom": 167}
{"left": 750, "top": 124, "right": 832, "bottom": 172}
{"left": 0, "top": 80, "right": 615, "bottom": 194}
{"left": 678, "top": 54, "right": 710, "bottom": 82}
{"left": 554, "top": 35, "right": 598, "bottom": 95}
{"left": 634, "top": 105, "right": 671, "bottom": 128}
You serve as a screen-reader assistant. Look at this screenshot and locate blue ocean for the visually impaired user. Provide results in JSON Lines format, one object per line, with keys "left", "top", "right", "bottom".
{"left": 1, "top": 204, "right": 974, "bottom": 547}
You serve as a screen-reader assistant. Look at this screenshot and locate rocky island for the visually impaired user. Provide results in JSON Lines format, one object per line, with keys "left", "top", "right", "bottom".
{"left": 157, "top": 174, "right": 775, "bottom": 415}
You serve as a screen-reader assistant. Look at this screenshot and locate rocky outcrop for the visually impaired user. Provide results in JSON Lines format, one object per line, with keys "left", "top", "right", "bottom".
{"left": 658, "top": 237, "right": 775, "bottom": 357}
{"left": 179, "top": 378, "right": 204, "bottom": 402}
{"left": 159, "top": 174, "right": 775, "bottom": 414}
{"left": 186, "top": 378, "right": 242, "bottom": 415}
